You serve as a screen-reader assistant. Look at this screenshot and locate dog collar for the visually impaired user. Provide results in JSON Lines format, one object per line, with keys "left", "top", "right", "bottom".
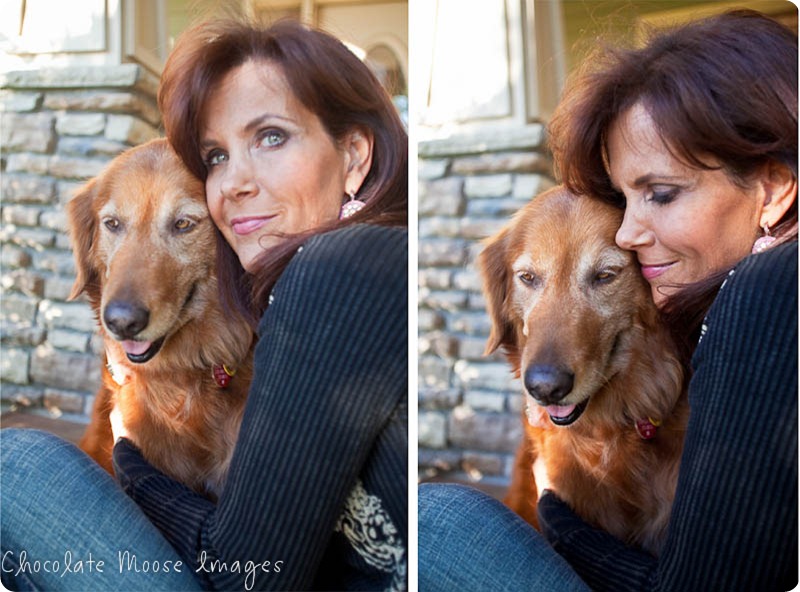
{"left": 104, "top": 347, "right": 236, "bottom": 389}
{"left": 635, "top": 417, "right": 661, "bottom": 440}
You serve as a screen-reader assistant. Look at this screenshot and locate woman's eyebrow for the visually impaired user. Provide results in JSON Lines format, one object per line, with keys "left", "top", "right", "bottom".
{"left": 199, "top": 137, "right": 218, "bottom": 151}
{"left": 200, "top": 112, "right": 299, "bottom": 149}
{"left": 242, "top": 112, "right": 297, "bottom": 133}
{"left": 631, "top": 173, "right": 684, "bottom": 187}
{"left": 632, "top": 173, "right": 656, "bottom": 187}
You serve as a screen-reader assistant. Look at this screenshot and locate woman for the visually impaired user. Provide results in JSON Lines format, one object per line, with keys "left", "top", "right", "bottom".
{"left": 2, "top": 19, "right": 408, "bottom": 592}
{"left": 419, "top": 10, "right": 797, "bottom": 592}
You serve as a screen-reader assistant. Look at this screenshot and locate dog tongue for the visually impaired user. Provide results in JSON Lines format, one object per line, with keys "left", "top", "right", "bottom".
{"left": 546, "top": 404, "right": 576, "bottom": 419}
{"left": 121, "top": 340, "right": 151, "bottom": 356}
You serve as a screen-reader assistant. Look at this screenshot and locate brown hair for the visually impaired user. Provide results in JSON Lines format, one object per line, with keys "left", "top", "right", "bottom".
{"left": 548, "top": 9, "right": 798, "bottom": 358}
{"left": 159, "top": 18, "right": 407, "bottom": 325}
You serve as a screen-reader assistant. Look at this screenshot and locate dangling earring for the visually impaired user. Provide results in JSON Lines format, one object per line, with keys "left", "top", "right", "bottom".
{"left": 339, "top": 190, "right": 366, "bottom": 219}
{"left": 752, "top": 223, "right": 776, "bottom": 254}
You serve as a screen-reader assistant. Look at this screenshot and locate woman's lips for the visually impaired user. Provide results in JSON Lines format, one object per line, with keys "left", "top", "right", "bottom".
{"left": 230, "top": 216, "right": 274, "bottom": 236}
{"left": 640, "top": 262, "right": 675, "bottom": 281}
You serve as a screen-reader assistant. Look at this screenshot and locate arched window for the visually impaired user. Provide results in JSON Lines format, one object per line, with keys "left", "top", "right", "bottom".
{"left": 365, "top": 43, "right": 406, "bottom": 98}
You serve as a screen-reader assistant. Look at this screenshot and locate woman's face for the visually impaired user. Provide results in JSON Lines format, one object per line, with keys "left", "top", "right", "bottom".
{"left": 201, "top": 59, "right": 350, "bottom": 271}
{"left": 606, "top": 102, "right": 764, "bottom": 306}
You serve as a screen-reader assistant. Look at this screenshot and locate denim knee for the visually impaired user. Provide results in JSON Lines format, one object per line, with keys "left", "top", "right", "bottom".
{"left": 419, "top": 482, "right": 505, "bottom": 526}
{"left": 418, "top": 482, "right": 590, "bottom": 592}
{"left": 2, "top": 428, "right": 69, "bottom": 455}
{"left": 1, "top": 428, "right": 85, "bottom": 480}
{"left": 419, "top": 482, "right": 482, "bottom": 507}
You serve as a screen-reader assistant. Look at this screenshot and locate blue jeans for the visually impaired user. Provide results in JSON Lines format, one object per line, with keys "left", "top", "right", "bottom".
{"left": 0, "top": 429, "right": 201, "bottom": 591}
{"left": 418, "top": 483, "right": 589, "bottom": 592}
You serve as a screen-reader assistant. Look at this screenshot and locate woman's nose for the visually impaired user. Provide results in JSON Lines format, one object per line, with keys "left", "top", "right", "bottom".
{"left": 615, "top": 205, "right": 651, "bottom": 251}
{"left": 220, "top": 156, "right": 257, "bottom": 201}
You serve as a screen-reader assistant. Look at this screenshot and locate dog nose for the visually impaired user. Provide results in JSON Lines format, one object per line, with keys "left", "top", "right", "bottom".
{"left": 103, "top": 301, "right": 150, "bottom": 339}
{"left": 524, "top": 365, "right": 574, "bottom": 404}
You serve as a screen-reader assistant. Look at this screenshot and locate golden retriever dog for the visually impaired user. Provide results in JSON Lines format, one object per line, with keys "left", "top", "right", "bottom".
{"left": 478, "top": 186, "right": 687, "bottom": 556}
{"left": 68, "top": 138, "right": 253, "bottom": 500}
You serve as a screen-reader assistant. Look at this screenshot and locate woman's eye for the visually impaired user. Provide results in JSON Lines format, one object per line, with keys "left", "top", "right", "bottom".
{"left": 648, "top": 186, "right": 678, "bottom": 205}
{"left": 174, "top": 218, "right": 194, "bottom": 233}
{"left": 205, "top": 150, "right": 227, "bottom": 168}
{"left": 258, "top": 129, "right": 287, "bottom": 148}
{"left": 103, "top": 217, "right": 121, "bottom": 232}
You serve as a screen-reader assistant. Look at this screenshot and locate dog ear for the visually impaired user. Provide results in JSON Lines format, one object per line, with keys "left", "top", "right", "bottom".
{"left": 626, "top": 293, "right": 685, "bottom": 422}
{"left": 66, "top": 178, "right": 100, "bottom": 301}
{"left": 477, "top": 228, "right": 515, "bottom": 355}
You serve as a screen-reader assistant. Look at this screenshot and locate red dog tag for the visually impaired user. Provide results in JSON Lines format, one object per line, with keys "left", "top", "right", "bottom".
{"left": 635, "top": 418, "right": 659, "bottom": 440}
{"left": 212, "top": 364, "right": 236, "bottom": 388}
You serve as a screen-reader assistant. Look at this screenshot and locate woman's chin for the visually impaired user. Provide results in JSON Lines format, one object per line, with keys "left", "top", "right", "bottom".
{"left": 237, "top": 248, "right": 263, "bottom": 273}
{"left": 236, "top": 236, "right": 279, "bottom": 272}
{"left": 651, "top": 283, "right": 677, "bottom": 308}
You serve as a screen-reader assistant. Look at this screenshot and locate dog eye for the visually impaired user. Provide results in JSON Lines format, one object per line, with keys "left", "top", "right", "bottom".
{"left": 103, "top": 217, "right": 121, "bottom": 232}
{"left": 174, "top": 218, "right": 194, "bottom": 233}
{"left": 593, "top": 269, "right": 617, "bottom": 285}
{"left": 517, "top": 271, "right": 538, "bottom": 286}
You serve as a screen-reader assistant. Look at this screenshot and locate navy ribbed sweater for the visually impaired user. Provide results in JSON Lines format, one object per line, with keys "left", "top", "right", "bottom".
{"left": 113, "top": 224, "right": 408, "bottom": 591}
{"left": 539, "top": 241, "right": 798, "bottom": 591}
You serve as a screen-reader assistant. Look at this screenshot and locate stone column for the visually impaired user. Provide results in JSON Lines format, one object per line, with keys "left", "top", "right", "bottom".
{"left": 0, "top": 64, "right": 161, "bottom": 419}
{"left": 416, "top": 0, "right": 565, "bottom": 492}
{"left": 417, "top": 128, "right": 556, "bottom": 489}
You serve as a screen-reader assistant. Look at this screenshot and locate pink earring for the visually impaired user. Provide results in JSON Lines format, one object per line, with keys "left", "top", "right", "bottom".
{"left": 339, "top": 190, "right": 366, "bottom": 219}
{"left": 752, "top": 223, "right": 776, "bottom": 254}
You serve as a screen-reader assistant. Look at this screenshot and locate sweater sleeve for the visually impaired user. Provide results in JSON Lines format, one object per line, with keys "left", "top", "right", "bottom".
{"left": 113, "top": 224, "right": 408, "bottom": 591}
{"left": 538, "top": 241, "right": 798, "bottom": 592}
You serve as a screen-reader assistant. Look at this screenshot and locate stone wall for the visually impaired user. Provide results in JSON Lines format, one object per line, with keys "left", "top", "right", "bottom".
{"left": 417, "top": 125, "right": 556, "bottom": 491}
{"left": 1, "top": 64, "right": 161, "bottom": 422}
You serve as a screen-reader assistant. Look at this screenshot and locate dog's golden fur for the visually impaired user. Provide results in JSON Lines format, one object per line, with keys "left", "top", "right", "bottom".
{"left": 478, "top": 186, "right": 687, "bottom": 555}
{"left": 68, "top": 138, "right": 253, "bottom": 499}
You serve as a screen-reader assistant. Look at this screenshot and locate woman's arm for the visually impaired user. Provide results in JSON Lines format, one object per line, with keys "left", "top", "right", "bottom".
{"left": 538, "top": 241, "right": 798, "bottom": 591}
{"left": 114, "top": 224, "right": 408, "bottom": 590}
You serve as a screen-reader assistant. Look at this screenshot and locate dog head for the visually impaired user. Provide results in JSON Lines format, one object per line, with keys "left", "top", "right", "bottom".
{"left": 67, "top": 138, "right": 236, "bottom": 366}
{"left": 478, "top": 186, "right": 661, "bottom": 427}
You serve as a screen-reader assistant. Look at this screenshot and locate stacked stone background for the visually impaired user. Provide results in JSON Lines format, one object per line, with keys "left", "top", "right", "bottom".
{"left": 417, "top": 126, "right": 556, "bottom": 491}
{"left": 1, "top": 64, "right": 161, "bottom": 423}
